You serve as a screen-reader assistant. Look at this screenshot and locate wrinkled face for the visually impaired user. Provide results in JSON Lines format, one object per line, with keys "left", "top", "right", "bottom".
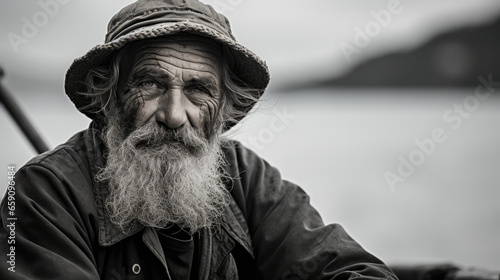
{"left": 99, "top": 36, "right": 230, "bottom": 232}
{"left": 119, "top": 35, "right": 223, "bottom": 136}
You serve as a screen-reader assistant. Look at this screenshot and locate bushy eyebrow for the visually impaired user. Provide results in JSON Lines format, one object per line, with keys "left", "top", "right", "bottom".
{"left": 129, "top": 67, "right": 171, "bottom": 82}
{"left": 186, "top": 76, "right": 219, "bottom": 91}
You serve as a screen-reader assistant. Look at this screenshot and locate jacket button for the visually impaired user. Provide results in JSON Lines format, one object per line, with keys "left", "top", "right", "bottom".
{"left": 132, "top": 264, "right": 141, "bottom": 275}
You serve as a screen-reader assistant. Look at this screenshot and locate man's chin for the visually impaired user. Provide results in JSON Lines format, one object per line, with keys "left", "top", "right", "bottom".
{"left": 101, "top": 134, "right": 228, "bottom": 234}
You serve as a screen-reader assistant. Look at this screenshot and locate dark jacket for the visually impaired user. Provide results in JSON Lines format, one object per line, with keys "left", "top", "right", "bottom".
{"left": 0, "top": 124, "right": 397, "bottom": 279}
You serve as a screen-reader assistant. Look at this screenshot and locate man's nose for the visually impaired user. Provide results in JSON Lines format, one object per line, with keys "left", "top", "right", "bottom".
{"left": 155, "top": 90, "right": 188, "bottom": 129}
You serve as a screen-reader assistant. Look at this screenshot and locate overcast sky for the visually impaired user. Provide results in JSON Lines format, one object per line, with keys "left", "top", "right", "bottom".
{"left": 1, "top": 0, "right": 500, "bottom": 90}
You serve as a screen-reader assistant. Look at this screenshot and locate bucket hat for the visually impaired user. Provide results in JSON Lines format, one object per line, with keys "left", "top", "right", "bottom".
{"left": 64, "top": 0, "right": 270, "bottom": 126}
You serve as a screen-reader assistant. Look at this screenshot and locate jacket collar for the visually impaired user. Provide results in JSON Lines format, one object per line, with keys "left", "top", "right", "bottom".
{"left": 84, "top": 123, "right": 253, "bottom": 256}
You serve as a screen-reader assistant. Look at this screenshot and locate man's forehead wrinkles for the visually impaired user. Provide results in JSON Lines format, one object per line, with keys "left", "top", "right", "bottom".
{"left": 139, "top": 58, "right": 218, "bottom": 76}
{"left": 131, "top": 45, "right": 220, "bottom": 75}
{"left": 134, "top": 55, "right": 220, "bottom": 78}
{"left": 133, "top": 64, "right": 175, "bottom": 80}
{"left": 132, "top": 58, "right": 175, "bottom": 78}
{"left": 133, "top": 62, "right": 219, "bottom": 85}
{"left": 134, "top": 46, "right": 220, "bottom": 67}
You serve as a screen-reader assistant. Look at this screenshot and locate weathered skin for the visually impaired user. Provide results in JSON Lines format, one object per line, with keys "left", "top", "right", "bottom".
{"left": 119, "top": 35, "right": 223, "bottom": 132}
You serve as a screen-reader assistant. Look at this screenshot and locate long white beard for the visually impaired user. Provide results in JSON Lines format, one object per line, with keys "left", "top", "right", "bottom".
{"left": 97, "top": 118, "right": 230, "bottom": 234}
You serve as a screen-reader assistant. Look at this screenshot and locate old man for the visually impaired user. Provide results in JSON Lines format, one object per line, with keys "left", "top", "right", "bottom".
{"left": 1, "top": 0, "right": 397, "bottom": 279}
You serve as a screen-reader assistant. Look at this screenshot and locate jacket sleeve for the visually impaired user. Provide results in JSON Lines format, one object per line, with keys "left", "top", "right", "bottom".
{"left": 0, "top": 156, "right": 100, "bottom": 279}
{"left": 225, "top": 142, "right": 398, "bottom": 280}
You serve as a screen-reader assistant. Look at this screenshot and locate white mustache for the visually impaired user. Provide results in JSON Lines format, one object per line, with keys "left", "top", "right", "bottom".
{"left": 128, "top": 122, "right": 208, "bottom": 155}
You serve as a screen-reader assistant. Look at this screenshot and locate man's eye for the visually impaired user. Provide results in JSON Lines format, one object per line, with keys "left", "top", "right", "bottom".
{"left": 187, "top": 86, "right": 208, "bottom": 95}
{"left": 138, "top": 80, "right": 157, "bottom": 89}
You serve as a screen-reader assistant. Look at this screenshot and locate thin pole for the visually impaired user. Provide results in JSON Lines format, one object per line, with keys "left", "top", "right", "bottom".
{"left": 0, "top": 66, "right": 49, "bottom": 154}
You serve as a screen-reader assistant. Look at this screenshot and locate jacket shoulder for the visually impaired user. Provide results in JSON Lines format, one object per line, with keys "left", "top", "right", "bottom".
{"left": 23, "top": 130, "right": 89, "bottom": 169}
{"left": 11, "top": 129, "right": 96, "bottom": 211}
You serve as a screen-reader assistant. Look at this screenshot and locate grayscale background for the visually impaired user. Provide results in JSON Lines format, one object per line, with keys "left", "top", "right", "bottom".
{"left": 1, "top": 0, "right": 499, "bottom": 269}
